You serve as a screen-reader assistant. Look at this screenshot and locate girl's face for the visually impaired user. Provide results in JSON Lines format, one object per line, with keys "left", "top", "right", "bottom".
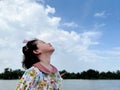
{"left": 36, "top": 40, "right": 55, "bottom": 54}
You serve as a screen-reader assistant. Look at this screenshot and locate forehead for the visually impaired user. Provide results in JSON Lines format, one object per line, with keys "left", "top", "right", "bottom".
{"left": 37, "top": 40, "right": 46, "bottom": 43}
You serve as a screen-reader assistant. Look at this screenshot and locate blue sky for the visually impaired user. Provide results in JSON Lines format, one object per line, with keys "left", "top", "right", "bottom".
{"left": 0, "top": 0, "right": 120, "bottom": 73}
{"left": 47, "top": 0, "right": 120, "bottom": 49}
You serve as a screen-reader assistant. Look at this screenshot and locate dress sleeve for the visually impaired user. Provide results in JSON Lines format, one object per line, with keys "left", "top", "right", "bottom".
{"left": 16, "top": 67, "right": 40, "bottom": 90}
{"left": 55, "top": 71, "right": 63, "bottom": 90}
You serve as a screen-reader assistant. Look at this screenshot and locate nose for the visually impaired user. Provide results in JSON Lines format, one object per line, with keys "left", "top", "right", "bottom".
{"left": 48, "top": 43, "right": 52, "bottom": 46}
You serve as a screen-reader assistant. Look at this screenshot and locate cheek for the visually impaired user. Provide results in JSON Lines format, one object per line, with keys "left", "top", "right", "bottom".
{"left": 39, "top": 45, "right": 47, "bottom": 51}
{"left": 42, "top": 46, "right": 53, "bottom": 52}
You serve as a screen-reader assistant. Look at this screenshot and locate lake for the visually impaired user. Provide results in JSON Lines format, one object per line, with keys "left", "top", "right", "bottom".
{"left": 0, "top": 79, "right": 120, "bottom": 90}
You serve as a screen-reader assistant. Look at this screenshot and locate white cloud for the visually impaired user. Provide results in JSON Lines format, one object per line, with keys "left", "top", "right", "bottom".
{"left": 0, "top": 0, "right": 62, "bottom": 72}
{"left": 0, "top": 0, "right": 120, "bottom": 73}
{"left": 94, "top": 23, "right": 106, "bottom": 30}
{"left": 45, "top": 5, "right": 55, "bottom": 14}
{"left": 94, "top": 11, "right": 106, "bottom": 18}
{"left": 62, "top": 22, "right": 78, "bottom": 28}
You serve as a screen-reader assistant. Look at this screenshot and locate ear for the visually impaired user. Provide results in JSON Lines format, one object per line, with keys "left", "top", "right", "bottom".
{"left": 33, "top": 50, "right": 41, "bottom": 55}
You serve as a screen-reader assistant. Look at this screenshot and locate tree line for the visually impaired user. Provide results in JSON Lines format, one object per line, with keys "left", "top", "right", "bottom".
{"left": 0, "top": 68, "right": 120, "bottom": 79}
{"left": 60, "top": 69, "right": 120, "bottom": 79}
{"left": 0, "top": 68, "right": 24, "bottom": 79}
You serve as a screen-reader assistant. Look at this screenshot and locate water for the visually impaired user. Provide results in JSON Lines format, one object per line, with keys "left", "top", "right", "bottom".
{"left": 62, "top": 80, "right": 120, "bottom": 90}
{"left": 0, "top": 80, "right": 18, "bottom": 90}
{"left": 0, "top": 79, "right": 120, "bottom": 90}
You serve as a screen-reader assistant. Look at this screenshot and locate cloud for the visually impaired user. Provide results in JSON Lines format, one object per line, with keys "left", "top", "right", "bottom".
{"left": 62, "top": 22, "right": 78, "bottom": 28}
{"left": 0, "top": 0, "right": 120, "bottom": 73}
{"left": 94, "top": 23, "right": 106, "bottom": 30}
{"left": 94, "top": 11, "right": 106, "bottom": 18}
{"left": 0, "top": 0, "right": 62, "bottom": 72}
{"left": 0, "top": 0, "right": 100, "bottom": 72}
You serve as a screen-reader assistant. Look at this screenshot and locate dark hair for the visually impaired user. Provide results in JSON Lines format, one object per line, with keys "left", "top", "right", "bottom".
{"left": 22, "top": 39, "right": 39, "bottom": 69}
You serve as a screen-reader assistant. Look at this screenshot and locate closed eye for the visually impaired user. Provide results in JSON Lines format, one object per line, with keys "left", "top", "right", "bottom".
{"left": 39, "top": 40, "right": 46, "bottom": 44}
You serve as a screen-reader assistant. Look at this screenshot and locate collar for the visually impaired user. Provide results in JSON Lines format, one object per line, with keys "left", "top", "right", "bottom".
{"left": 33, "top": 62, "right": 58, "bottom": 74}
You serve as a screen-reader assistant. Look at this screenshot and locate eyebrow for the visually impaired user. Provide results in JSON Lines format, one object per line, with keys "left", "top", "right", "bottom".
{"left": 39, "top": 40, "right": 46, "bottom": 43}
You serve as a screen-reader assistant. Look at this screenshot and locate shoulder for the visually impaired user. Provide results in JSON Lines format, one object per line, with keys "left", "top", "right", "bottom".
{"left": 24, "top": 66, "right": 41, "bottom": 76}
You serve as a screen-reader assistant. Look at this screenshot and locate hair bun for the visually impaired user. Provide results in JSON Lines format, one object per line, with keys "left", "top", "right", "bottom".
{"left": 22, "top": 46, "right": 28, "bottom": 54}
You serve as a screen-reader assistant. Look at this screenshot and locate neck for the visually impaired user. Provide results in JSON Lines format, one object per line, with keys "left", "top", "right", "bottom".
{"left": 37, "top": 53, "right": 53, "bottom": 72}
{"left": 38, "top": 53, "right": 51, "bottom": 66}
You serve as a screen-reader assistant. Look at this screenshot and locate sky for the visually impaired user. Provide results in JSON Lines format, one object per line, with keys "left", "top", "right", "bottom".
{"left": 0, "top": 0, "right": 120, "bottom": 73}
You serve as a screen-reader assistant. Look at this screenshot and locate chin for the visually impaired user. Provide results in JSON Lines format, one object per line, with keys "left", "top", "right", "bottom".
{"left": 50, "top": 47, "right": 55, "bottom": 52}
{"left": 51, "top": 47, "right": 55, "bottom": 51}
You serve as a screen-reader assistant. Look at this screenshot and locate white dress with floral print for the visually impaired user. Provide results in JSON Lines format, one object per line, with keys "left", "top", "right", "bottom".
{"left": 16, "top": 66, "right": 62, "bottom": 90}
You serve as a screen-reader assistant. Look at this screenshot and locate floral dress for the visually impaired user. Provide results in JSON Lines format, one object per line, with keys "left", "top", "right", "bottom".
{"left": 16, "top": 63, "right": 62, "bottom": 90}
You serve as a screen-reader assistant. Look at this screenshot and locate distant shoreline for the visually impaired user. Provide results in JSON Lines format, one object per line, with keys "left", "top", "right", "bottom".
{"left": 1, "top": 68, "right": 120, "bottom": 79}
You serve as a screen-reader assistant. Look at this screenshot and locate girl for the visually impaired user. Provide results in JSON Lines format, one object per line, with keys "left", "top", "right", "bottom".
{"left": 16, "top": 39, "right": 62, "bottom": 90}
